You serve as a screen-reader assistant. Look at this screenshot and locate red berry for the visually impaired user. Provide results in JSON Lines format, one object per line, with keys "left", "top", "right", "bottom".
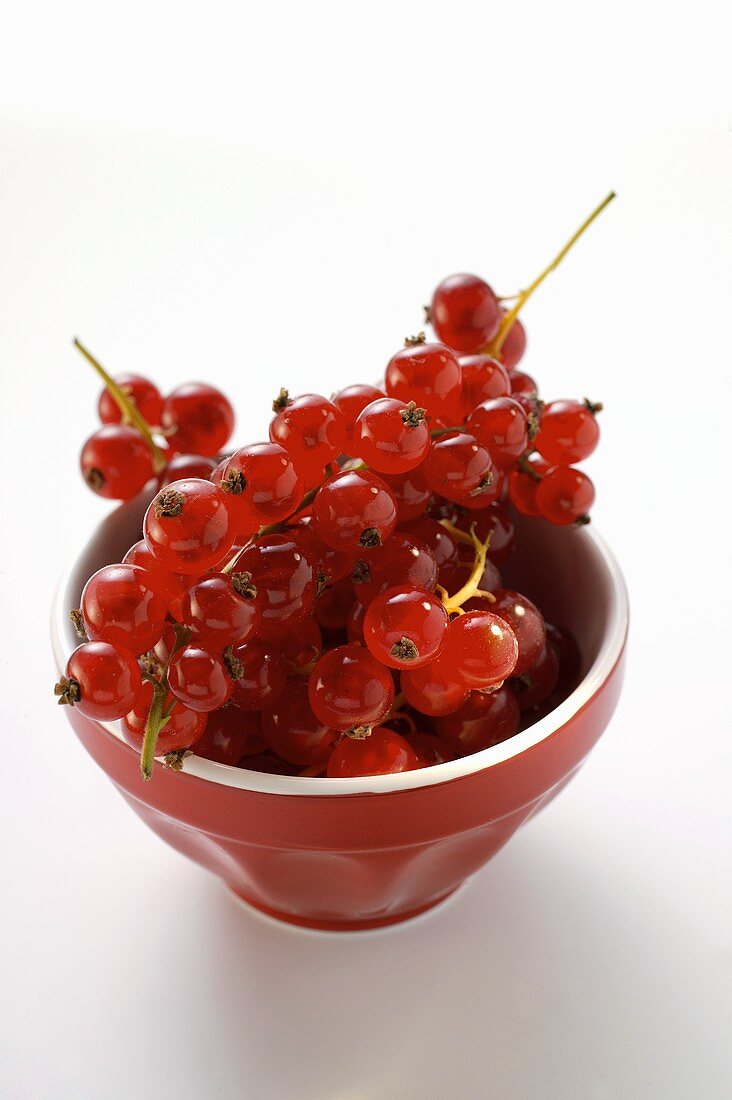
{"left": 228, "top": 640, "right": 287, "bottom": 711}
{"left": 158, "top": 453, "right": 217, "bottom": 487}
{"left": 235, "top": 533, "right": 317, "bottom": 639}
{"left": 535, "top": 467, "right": 595, "bottom": 525}
{"left": 466, "top": 397, "right": 529, "bottom": 469}
{"left": 216, "top": 442, "right": 304, "bottom": 526}
{"left": 80, "top": 425, "right": 154, "bottom": 500}
{"left": 351, "top": 531, "right": 437, "bottom": 607}
{"left": 181, "top": 572, "right": 260, "bottom": 647}
{"left": 364, "top": 587, "right": 448, "bottom": 669}
{"left": 332, "top": 384, "right": 385, "bottom": 440}
{"left": 144, "top": 478, "right": 236, "bottom": 574}
{"left": 400, "top": 653, "right": 469, "bottom": 717}
{"left": 496, "top": 315, "right": 527, "bottom": 370}
{"left": 98, "top": 374, "right": 163, "bottom": 427}
{"left": 121, "top": 681, "right": 207, "bottom": 753}
{"left": 406, "top": 731, "right": 456, "bottom": 767}
{"left": 269, "top": 392, "right": 346, "bottom": 482}
{"left": 315, "top": 576, "right": 357, "bottom": 632}
{"left": 122, "top": 540, "right": 184, "bottom": 605}
{"left": 507, "top": 455, "right": 553, "bottom": 517}
{"left": 384, "top": 340, "right": 462, "bottom": 421}
{"left": 346, "top": 599, "right": 366, "bottom": 643}
{"left": 511, "top": 643, "right": 560, "bottom": 711}
{"left": 401, "top": 517, "right": 460, "bottom": 575}
{"left": 194, "top": 706, "right": 267, "bottom": 764}
{"left": 381, "top": 466, "right": 431, "bottom": 522}
{"left": 277, "top": 619, "right": 323, "bottom": 672}
{"left": 262, "top": 683, "right": 338, "bottom": 766}
{"left": 312, "top": 468, "right": 397, "bottom": 551}
{"left": 546, "top": 623, "right": 582, "bottom": 698}
{"left": 490, "top": 589, "right": 546, "bottom": 675}
{"left": 81, "top": 563, "right": 168, "bottom": 656}
{"left": 442, "top": 610, "right": 518, "bottom": 688}
{"left": 534, "top": 399, "right": 600, "bottom": 466}
{"left": 161, "top": 383, "right": 235, "bottom": 456}
{"left": 458, "top": 505, "right": 515, "bottom": 566}
{"left": 168, "top": 644, "right": 234, "bottom": 712}
{"left": 354, "top": 397, "right": 431, "bottom": 474}
{"left": 458, "top": 355, "right": 511, "bottom": 416}
{"left": 434, "top": 686, "right": 520, "bottom": 756}
{"left": 430, "top": 274, "right": 501, "bottom": 353}
{"left": 309, "top": 643, "right": 395, "bottom": 732}
{"left": 424, "top": 432, "right": 499, "bottom": 506}
{"left": 55, "top": 641, "right": 142, "bottom": 721}
{"left": 509, "top": 369, "right": 538, "bottom": 399}
{"left": 326, "top": 727, "right": 419, "bottom": 777}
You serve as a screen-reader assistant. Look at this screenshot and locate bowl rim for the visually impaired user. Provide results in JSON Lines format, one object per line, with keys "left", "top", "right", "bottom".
{"left": 52, "top": 511, "right": 628, "bottom": 798}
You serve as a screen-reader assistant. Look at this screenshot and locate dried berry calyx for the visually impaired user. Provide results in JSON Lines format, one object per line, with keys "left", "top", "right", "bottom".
{"left": 352, "top": 559, "right": 371, "bottom": 585}
{"left": 221, "top": 469, "right": 246, "bottom": 494}
{"left": 389, "top": 638, "right": 419, "bottom": 662}
{"left": 54, "top": 675, "right": 81, "bottom": 706}
{"left": 399, "top": 401, "right": 427, "bottom": 428}
{"left": 223, "top": 646, "right": 245, "bottom": 680}
{"left": 70, "top": 609, "right": 88, "bottom": 640}
{"left": 359, "top": 528, "right": 382, "bottom": 549}
{"left": 154, "top": 488, "right": 185, "bottom": 518}
{"left": 272, "top": 387, "right": 291, "bottom": 412}
{"left": 231, "top": 571, "right": 257, "bottom": 599}
{"left": 404, "top": 332, "right": 426, "bottom": 347}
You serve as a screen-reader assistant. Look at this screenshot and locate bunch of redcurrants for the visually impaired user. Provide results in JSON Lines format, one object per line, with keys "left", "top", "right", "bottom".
{"left": 55, "top": 196, "right": 612, "bottom": 780}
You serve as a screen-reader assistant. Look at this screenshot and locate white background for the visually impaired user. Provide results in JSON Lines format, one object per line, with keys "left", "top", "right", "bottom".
{"left": 2, "top": 2, "right": 731, "bottom": 1097}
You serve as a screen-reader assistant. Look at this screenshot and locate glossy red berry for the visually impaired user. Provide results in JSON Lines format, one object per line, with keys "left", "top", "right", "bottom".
{"left": 326, "top": 727, "right": 419, "bottom": 777}
{"left": 546, "top": 623, "right": 582, "bottom": 698}
{"left": 346, "top": 599, "right": 366, "bottom": 643}
{"left": 458, "top": 505, "right": 515, "bottom": 566}
{"left": 434, "top": 686, "right": 520, "bottom": 756}
{"left": 511, "top": 643, "right": 560, "bottom": 711}
{"left": 381, "top": 466, "right": 431, "bottom": 522}
{"left": 262, "top": 683, "right": 338, "bottom": 766}
{"left": 442, "top": 610, "right": 518, "bottom": 688}
{"left": 144, "top": 478, "right": 236, "bottom": 574}
{"left": 354, "top": 397, "right": 431, "bottom": 474}
{"left": 535, "top": 467, "right": 595, "bottom": 525}
{"left": 181, "top": 572, "right": 260, "bottom": 647}
{"left": 269, "top": 392, "right": 346, "bottom": 482}
{"left": 314, "top": 576, "right": 356, "bottom": 632}
{"left": 507, "top": 455, "right": 553, "bottom": 517}
{"left": 80, "top": 425, "right": 154, "bottom": 500}
{"left": 424, "top": 432, "right": 499, "bottom": 506}
{"left": 81, "top": 563, "right": 168, "bottom": 656}
{"left": 406, "top": 732, "right": 456, "bottom": 767}
{"left": 121, "top": 681, "right": 207, "bottom": 753}
{"left": 161, "top": 383, "right": 235, "bottom": 456}
{"left": 509, "top": 369, "right": 538, "bottom": 399}
{"left": 158, "top": 453, "right": 217, "bottom": 487}
{"left": 458, "top": 355, "right": 511, "bottom": 416}
{"left": 216, "top": 442, "right": 304, "bottom": 526}
{"left": 384, "top": 340, "right": 462, "bottom": 421}
{"left": 235, "top": 533, "right": 317, "bottom": 639}
{"left": 466, "top": 397, "right": 530, "bottom": 469}
{"left": 277, "top": 619, "right": 323, "bottom": 672}
{"left": 309, "top": 644, "right": 395, "bottom": 733}
{"left": 98, "top": 374, "right": 163, "bottom": 426}
{"left": 55, "top": 641, "right": 142, "bottom": 721}
{"left": 534, "top": 399, "right": 601, "bottom": 466}
{"left": 194, "top": 707, "right": 267, "bottom": 764}
{"left": 364, "top": 587, "right": 448, "bottom": 669}
{"left": 228, "top": 640, "right": 287, "bottom": 711}
{"left": 168, "top": 644, "right": 234, "bottom": 712}
{"left": 490, "top": 589, "right": 547, "bottom": 675}
{"left": 351, "top": 531, "right": 437, "bottom": 607}
{"left": 401, "top": 516, "right": 460, "bottom": 575}
{"left": 332, "top": 384, "right": 385, "bottom": 440}
{"left": 312, "top": 468, "right": 397, "bottom": 551}
{"left": 400, "top": 653, "right": 469, "bottom": 717}
{"left": 496, "top": 314, "right": 527, "bottom": 370}
{"left": 121, "top": 540, "right": 185, "bottom": 607}
{"left": 430, "top": 274, "right": 501, "bottom": 353}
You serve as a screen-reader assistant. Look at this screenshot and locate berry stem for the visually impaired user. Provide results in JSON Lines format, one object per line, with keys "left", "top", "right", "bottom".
{"left": 487, "top": 191, "right": 616, "bottom": 356}
{"left": 73, "top": 337, "right": 168, "bottom": 475}
{"left": 140, "top": 681, "right": 171, "bottom": 781}
{"left": 439, "top": 523, "right": 495, "bottom": 614}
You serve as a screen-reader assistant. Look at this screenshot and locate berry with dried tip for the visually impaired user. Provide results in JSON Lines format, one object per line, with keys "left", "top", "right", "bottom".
{"left": 80, "top": 425, "right": 154, "bottom": 500}
{"left": 168, "top": 644, "right": 234, "bottom": 712}
{"left": 235, "top": 533, "right": 317, "bottom": 639}
{"left": 326, "top": 726, "right": 419, "bottom": 777}
{"left": 351, "top": 531, "right": 437, "bottom": 607}
{"left": 54, "top": 641, "right": 142, "bottom": 721}
{"left": 384, "top": 340, "right": 463, "bottom": 422}
{"left": 535, "top": 466, "right": 595, "bottom": 526}
{"left": 228, "top": 640, "right": 287, "bottom": 711}
{"left": 181, "top": 572, "right": 260, "bottom": 647}
{"left": 308, "top": 643, "right": 395, "bottom": 733}
{"left": 144, "top": 478, "right": 236, "bottom": 574}
{"left": 269, "top": 392, "right": 346, "bottom": 482}
{"left": 161, "top": 383, "right": 235, "bottom": 456}
{"left": 442, "top": 610, "right": 519, "bottom": 688}
{"left": 424, "top": 432, "right": 499, "bottom": 506}
{"left": 216, "top": 441, "right": 304, "bottom": 526}
{"left": 98, "top": 373, "right": 163, "bottom": 427}
{"left": 466, "top": 396, "right": 530, "bottom": 469}
{"left": 312, "top": 468, "right": 397, "bottom": 551}
{"left": 332, "top": 384, "right": 385, "bottom": 440}
{"left": 430, "top": 273, "right": 501, "bottom": 353}
{"left": 354, "top": 397, "right": 431, "bottom": 474}
{"left": 534, "top": 399, "right": 602, "bottom": 466}
{"left": 364, "top": 587, "right": 448, "bottom": 669}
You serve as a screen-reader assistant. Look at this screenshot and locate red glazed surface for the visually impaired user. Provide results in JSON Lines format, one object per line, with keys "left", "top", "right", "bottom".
{"left": 53, "top": 494, "right": 628, "bottom": 931}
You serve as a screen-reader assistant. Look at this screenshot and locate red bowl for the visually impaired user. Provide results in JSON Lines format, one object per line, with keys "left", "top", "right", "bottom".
{"left": 52, "top": 496, "right": 628, "bottom": 931}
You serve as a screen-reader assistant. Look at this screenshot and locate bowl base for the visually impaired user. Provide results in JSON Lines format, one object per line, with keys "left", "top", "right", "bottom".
{"left": 226, "top": 884, "right": 464, "bottom": 932}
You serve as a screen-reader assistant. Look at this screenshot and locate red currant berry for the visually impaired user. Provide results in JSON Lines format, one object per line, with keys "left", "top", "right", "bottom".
{"left": 430, "top": 274, "right": 501, "bottom": 353}
{"left": 312, "top": 468, "right": 397, "bottom": 551}
{"left": 354, "top": 397, "right": 431, "bottom": 474}
{"left": 401, "top": 517, "right": 460, "bottom": 575}
{"left": 309, "top": 644, "right": 395, "bottom": 733}
{"left": 434, "top": 686, "right": 520, "bottom": 756}
{"left": 315, "top": 576, "right": 357, "bottom": 632}
{"left": 228, "top": 640, "right": 287, "bottom": 711}
{"left": 381, "top": 466, "right": 431, "bottom": 522}
{"left": 534, "top": 399, "right": 601, "bottom": 466}
{"left": 98, "top": 374, "right": 163, "bottom": 427}
{"left": 406, "top": 731, "right": 456, "bottom": 767}
{"left": 509, "top": 369, "right": 539, "bottom": 399}
{"left": 55, "top": 641, "right": 142, "bottom": 721}
{"left": 235, "top": 534, "right": 317, "bottom": 638}
{"left": 80, "top": 425, "right": 154, "bottom": 500}
{"left": 81, "top": 563, "right": 168, "bottom": 656}
{"left": 491, "top": 589, "right": 547, "bottom": 676}
{"left": 161, "top": 383, "right": 235, "bottom": 456}
{"left": 194, "top": 706, "right": 267, "bottom": 764}
{"left": 352, "top": 532, "right": 437, "bottom": 608}
{"left": 289, "top": 524, "right": 355, "bottom": 588}
{"left": 466, "top": 397, "right": 529, "bottom": 469}
{"left": 535, "top": 467, "right": 595, "bottom": 525}
{"left": 458, "top": 355, "right": 511, "bottom": 416}
{"left": 400, "top": 653, "right": 469, "bottom": 717}
{"left": 121, "top": 681, "right": 207, "bottom": 753}
{"left": 511, "top": 643, "right": 560, "bottom": 711}
{"left": 262, "top": 682, "right": 338, "bottom": 766}
{"left": 332, "top": 384, "right": 385, "bottom": 440}
{"left": 496, "top": 314, "right": 527, "bottom": 370}
{"left": 364, "top": 587, "right": 448, "bottom": 669}
{"left": 425, "top": 432, "right": 499, "bottom": 506}
{"left": 507, "top": 455, "right": 553, "bottom": 517}
{"left": 158, "top": 453, "right": 217, "bottom": 488}
{"left": 168, "top": 644, "right": 234, "bottom": 712}
{"left": 144, "top": 478, "right": 236, "bottom": 574}
{"left": 217, "top": 442, "right": 304, "bottom": 526}
{"left": 384, "top": 340, "right": 462, "bottom": 421}
{"left": 122, "top": 540, "right": 184, "bottom": 605}
{"left": 181, "top": 571, "right": 259, "bottom": 647}
{"left": 546, "top": 623, "right": 582, "bottom": 698}
{"left": 442, "top": 610, "right": 518, "bottom": 688}
{"left": 277, "top": 619, "right": 323, "bottom": 672}
{"left": 326, "top": 726, "right": 419, "bottom": 777}
{"left": 269, "top": 392, "right": 346, "bottom": 482}
{"left": 346, "top": 599, "right": 366, "bottom": 643}
{"left": 456, "top": 505, "right": 515, "bottom": 567}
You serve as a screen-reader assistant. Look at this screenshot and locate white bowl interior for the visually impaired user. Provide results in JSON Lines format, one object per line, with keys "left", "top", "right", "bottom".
{"left": 52, "top": 492, "right": 628, "bottom": 796}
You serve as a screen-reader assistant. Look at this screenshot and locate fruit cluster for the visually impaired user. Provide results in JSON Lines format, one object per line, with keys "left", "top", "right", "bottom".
{"left": 55, "top": 195, "right": 612, "bottom": 780}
